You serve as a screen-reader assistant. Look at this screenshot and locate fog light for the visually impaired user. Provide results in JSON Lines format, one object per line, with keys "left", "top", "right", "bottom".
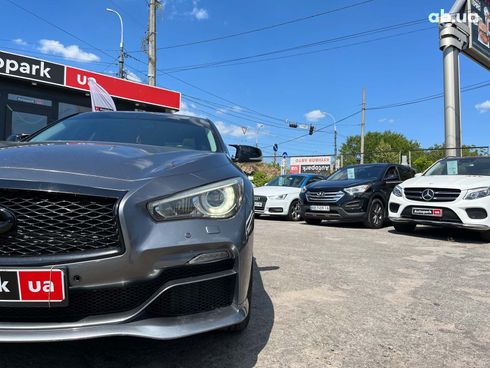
{"left": 188, "top": 251, "right": 231, "bottom": 264}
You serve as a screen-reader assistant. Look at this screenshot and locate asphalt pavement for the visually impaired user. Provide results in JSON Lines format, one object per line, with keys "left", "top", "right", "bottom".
{"left": 1, "top": 219, "right": 489, "bottom": 367}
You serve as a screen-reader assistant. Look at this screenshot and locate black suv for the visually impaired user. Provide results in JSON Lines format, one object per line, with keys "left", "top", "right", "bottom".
{"left": 299, "top": 163, "right": 415, "bottom": 228}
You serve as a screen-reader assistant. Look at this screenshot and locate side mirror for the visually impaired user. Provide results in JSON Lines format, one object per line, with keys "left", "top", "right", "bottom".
{"left": 6, "top": 133, "right": 30, "bottom": 142}
{"left": 230, "top": 145, "right": 262, "bottom": 163}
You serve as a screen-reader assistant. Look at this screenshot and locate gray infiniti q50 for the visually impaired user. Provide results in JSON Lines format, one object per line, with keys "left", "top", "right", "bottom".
{"left": 0, "top": 111, "right": 261, "bottom": 342}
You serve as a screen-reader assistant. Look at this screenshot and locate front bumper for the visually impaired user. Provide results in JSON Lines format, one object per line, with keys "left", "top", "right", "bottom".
{"left": 300, "top": 195, "right": 370, "bottom": 221}
{"left": 389, "top": 193, "right": 490, "bottom": 231}
{"left": 254, "top": 198, "right": 290, "bottom": 216}
{"left": 0, "top": 178, "right": 255, "bottom": 341}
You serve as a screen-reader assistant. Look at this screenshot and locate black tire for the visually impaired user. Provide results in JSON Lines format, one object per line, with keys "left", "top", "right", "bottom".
{"left": 393, "top": 222, "right": 417, "bottom": 233}
{"left": 287, "top": 200, "right": 302, "bottom": 222}
{"left": 305, "top": 218, "right": 323, "bottom": 225}
{"left": 364, "top": 198, "right": 386, "bottom": 229}
{"left": 224, "top": 264, "right": 253, "bottom": 332}
{"left": 480, "top": 230, "right": 490, "bottom": 242}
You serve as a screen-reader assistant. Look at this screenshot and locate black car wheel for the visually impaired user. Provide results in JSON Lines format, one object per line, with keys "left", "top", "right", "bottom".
{"left": 288, "top": 200, "right": 302, "bottom": 221}
{"left": 480, "top": 230, "right": 490, "bottom": 242}
{"left": 393, "top": 223, "right": 417, "bottom": 233}
{"left": 364, "top": 199, "right": 385, "bottom": 229}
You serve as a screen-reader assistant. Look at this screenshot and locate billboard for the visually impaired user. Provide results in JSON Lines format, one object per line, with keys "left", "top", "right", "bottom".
{"left": 290, "top": 156, "right": 332, "bottom": 176}
{"left": 464, "top": 0, "right": 490, "bottom": 70}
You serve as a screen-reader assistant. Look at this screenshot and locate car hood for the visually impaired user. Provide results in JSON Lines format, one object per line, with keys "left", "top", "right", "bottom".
{"left": 308, "top": 179, "right": 373, "bottom": 191}
{"left": 0, "top": 142, "right": 230, "bottom": 187}
{"left": 254, "top": 186, "right": 300, "bottom": 196}
{"left": 402, "top": 175, "right": 490, "bottom": 190}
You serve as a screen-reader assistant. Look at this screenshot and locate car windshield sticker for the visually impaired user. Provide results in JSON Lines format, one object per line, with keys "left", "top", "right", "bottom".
{"left": 347, "top": 168, "right": 355, "bottom": 179}
{"left": 447, "top": 160, "right": 458, "bottom": 175}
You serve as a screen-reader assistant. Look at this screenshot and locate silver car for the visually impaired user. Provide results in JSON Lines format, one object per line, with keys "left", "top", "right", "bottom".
{"left": 0, "top": 112, "right": 261, "bottom": 342}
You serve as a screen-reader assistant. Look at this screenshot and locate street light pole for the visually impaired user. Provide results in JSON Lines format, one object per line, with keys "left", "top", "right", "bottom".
{"left": 106, "top": 8, "right": 125, "bottom": 79}
{"left": 323, "top": 112, "right": 337, "bottom": 170}
{"left": 255, "top": 124, "right": 264, "bottom": 147}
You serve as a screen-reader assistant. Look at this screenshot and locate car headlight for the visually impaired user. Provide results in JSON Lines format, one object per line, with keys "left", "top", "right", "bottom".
{"left": 301, "top": 187, "right": 307, "bottom": 193}
{"left": 148, "top": 177, "right": 244, "bottom": 221}
{"left": 464, "top": 187, "right": 490, "bottom": 200}
{"left": 344, "top": 184, "right": 370, "bottom": 196}
{"left": 392, "top": 185, "right": 403, "bottom": 197}
{"left": 269, "top": 194, "right": 287, "bottom": 200}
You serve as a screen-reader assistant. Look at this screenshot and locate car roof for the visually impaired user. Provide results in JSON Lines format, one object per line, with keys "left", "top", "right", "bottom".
{"left": 344, "top": 163, "right": 394, "bottom": 169}
{"left": 75, "top": 111, "right": 213, "bottom": 128}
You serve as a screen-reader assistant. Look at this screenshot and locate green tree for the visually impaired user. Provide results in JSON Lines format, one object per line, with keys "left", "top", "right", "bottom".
{"left": 340, "top": 131, "right": 420, "bottom": 165}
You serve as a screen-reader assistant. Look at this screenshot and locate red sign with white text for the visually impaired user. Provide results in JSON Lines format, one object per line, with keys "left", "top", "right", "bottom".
{"left": 18, "top": 270, "right": 65, "bottom": 302}
{"left": 66, "top": 66, "right": 181, "bottom": 110}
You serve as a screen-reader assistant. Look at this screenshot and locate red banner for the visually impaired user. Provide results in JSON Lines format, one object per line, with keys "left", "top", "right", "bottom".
{"left": 66, "top": 67, "right": 181, "bottom": 110}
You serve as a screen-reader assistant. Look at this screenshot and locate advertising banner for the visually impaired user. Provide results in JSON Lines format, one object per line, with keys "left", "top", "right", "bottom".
{"left": 464, "top": 0, "right": 490, "bottom": 69}
{"left": 290, "top": 156, "right": 332, "bottom": 175}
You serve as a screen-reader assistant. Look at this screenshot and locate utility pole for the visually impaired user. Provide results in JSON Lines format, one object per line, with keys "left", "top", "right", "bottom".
{"left": 147, "top": 0, "right": 158, "bottom": 86}
{"left": 360, "top": 88, "right": 366, "bottom": 164}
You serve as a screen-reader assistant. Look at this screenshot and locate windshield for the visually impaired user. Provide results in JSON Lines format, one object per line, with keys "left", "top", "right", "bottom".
{"left": 29, "top": 114, "right": 220, "bottom": 152}
{"left": 267, "top": 175, "right": 305, "bottom": 188}
{"left": 328, "top": 165, "right": 385, "bottom": 181}
{"left": 425, "top": 158, "right": 490, "bottom": 176}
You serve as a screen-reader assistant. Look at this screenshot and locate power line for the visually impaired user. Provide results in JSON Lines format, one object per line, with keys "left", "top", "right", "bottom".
{"left": 160, "top": 19, "right": 429, "bottom": 73}
{"left": 368, "top": 80, "right": 490, "bottom": 110}
{"left": 128, "top": 0, "right": 376, "bottom": 52}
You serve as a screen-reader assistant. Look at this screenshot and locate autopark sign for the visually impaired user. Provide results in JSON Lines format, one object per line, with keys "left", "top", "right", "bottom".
{"left": 289, "top": 156, "right": 332, "bottom": 175}
{"left": 0, "top": 50, "right": 181, "bottom": 110}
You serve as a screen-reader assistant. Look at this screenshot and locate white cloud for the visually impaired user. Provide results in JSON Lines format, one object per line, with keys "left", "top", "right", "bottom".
{"left": 214, "top": 121, "right": 257, "bottom": 139}
{"left": 378, "top": 118, "right": 395, "bottom": 124}
{"left": 177, "top": 101, "right": 200, "bottom": 117}
{"left": 13, "top": 38, "right": 28, "bottom": 46}
{"left": 126, "top": 71, "right": 142, "bottom": 83}
{"left": 304, "top": 109, "right": 326, "bottom": 122}
{"left": 475, "top": 100, "right": 490, "bottom": 113}
{"left": 38, "top": 39, "right": 100, "bottom": 63}
{"left": 191, "top": 0, "right": 209, "bottom": 20}
{"left": 216, "top": 105, "right": 243, "bottom": 115}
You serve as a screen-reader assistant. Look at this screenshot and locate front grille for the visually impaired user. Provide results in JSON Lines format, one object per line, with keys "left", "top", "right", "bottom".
{"left": 404, "top": 188, "right": 461, "bottom": 202}
{"left": 306, "top": 191, "right": 344, "bottom": 203}
{"left": 401, "top": 206, "right": 462, "bottom": 223}
{"left": 0, "top": 189, "right": 123, "bottom": 259}
{"left": 0, "top": 259, "right": 235, "bottom": 323}
{"left": 147, "top": 274, "right": 236, "bottom": 317}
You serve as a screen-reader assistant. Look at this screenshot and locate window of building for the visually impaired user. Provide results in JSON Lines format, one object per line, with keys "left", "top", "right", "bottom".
{"left": 58, "top": 102, "right": 91, "bottom": 119}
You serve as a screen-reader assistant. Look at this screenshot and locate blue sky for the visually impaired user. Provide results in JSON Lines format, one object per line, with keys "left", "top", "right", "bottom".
{"left": 0, "top": 0, "right": 488, "bottom": 157}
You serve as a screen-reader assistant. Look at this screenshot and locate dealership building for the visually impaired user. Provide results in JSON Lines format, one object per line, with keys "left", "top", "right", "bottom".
{"left": 0, "top": 50, "right": 181, "bottom": 140}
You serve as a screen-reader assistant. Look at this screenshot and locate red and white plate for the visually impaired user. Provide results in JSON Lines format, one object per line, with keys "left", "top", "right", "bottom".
{"left": 0, "top": 269, "right": 66, "bottom": 303}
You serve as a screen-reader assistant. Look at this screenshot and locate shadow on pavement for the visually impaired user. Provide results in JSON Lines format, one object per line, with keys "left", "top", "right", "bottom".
{"left": 387, "top": 226, "right": 487, "bottom": 244}
{"left": 0, "top": 259, "right": 274, "bottom": 368}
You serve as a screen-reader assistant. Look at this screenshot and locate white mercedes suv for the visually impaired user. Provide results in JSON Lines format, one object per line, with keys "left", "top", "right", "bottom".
{"left": 389, "top": 156, "right": 490, "bottom": 241}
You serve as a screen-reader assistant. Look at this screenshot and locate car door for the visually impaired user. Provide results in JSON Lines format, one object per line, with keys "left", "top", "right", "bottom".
{"left": 381, "top": 166, "right": 402, "bottom": 202}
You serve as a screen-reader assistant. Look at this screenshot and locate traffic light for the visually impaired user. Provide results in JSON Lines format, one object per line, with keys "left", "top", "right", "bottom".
{"left": 309, "top": 125, "right": 315, "bottom": 135}
{"left": 288, "top": 122, "right": 298, "bottom": 128}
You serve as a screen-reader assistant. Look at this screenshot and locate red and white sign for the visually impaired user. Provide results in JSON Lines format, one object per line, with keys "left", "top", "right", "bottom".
{"left": 290, "top": 156, "right": 332, "bottom": 166}
{"left": 0, "top": 269, "right": 65, "bottom": 303}
{"left": 66, "top": 67, "right": 181, "bottom": 110}
{"left": 0, "top": 50, "right": 181, "bottom": 111}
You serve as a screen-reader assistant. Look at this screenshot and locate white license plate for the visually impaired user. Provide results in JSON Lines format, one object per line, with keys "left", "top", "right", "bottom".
{"left": 254, "top": 202, "right": 263, "bottom": 208}
{"left": 412, "top": 208, "right": 443, "bottom": 217}
{"left": 310, "top": 205, "right": 330, "bottom": 212}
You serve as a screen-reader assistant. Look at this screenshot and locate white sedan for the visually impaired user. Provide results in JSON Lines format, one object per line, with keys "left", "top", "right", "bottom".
{"left": 254, "top": 174, "right": 326, "bottom": 221}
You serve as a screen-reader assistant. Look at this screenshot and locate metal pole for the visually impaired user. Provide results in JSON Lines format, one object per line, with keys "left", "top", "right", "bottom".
{"left": 106, "top": 9, "right": 125, "bottom": 79}
{"left": 148, "top": 0, "right": 157, "bottom": 86}
{"left": 439, "top": 17, "right": 469, "bottom": 157}
{"left": 408, "top": 150, "right": 412, "bottom": 167}
{"left": 360, "top": 88, "right": 366, "bottom": 164}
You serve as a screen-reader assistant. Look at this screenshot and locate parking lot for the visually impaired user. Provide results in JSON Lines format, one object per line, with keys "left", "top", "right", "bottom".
{"left": 1, "top": 219, "right": 490, "bottom": 367}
